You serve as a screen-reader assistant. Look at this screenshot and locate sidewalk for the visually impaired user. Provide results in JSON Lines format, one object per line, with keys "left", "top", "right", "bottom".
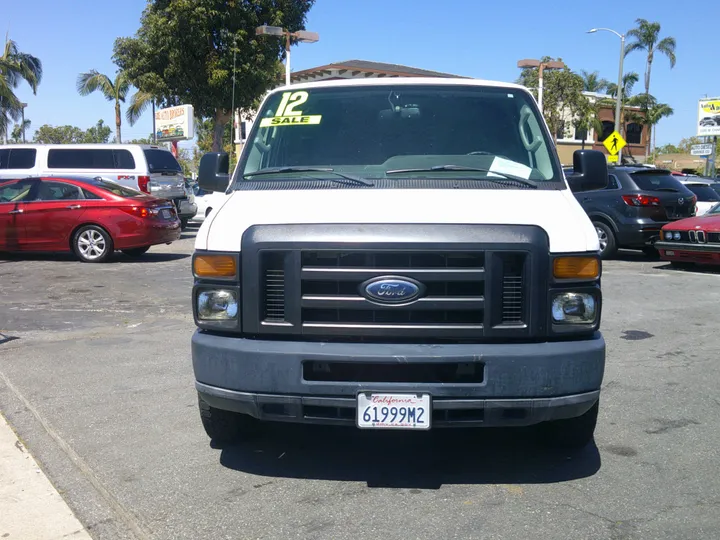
{"left": 0, "top": 413, "right": 92, "bottom": 540}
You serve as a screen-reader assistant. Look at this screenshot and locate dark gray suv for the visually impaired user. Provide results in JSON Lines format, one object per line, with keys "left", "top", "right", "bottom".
{"left": 565, "top": 167, "right": 697, "bottom": 258}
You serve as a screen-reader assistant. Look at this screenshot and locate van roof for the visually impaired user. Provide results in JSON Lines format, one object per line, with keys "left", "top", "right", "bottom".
{"left": 267, "top": 76, "right": 528, "bottom": 94}
{"left": 2, "top": 144, "right": 171, "bottom": 151}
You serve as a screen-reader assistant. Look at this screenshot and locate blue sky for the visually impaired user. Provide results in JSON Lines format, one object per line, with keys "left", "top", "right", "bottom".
{"left": 5, "top": 0, "right": 715, "bottom": 146}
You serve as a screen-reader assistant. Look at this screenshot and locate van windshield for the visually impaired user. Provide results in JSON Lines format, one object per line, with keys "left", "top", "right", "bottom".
{"left": 239, "top": 85, "right": 561, "bottom": 186}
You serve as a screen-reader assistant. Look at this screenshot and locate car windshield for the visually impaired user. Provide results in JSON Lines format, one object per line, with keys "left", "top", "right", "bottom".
{"left": 239, "top": 84, "right": 561, "bottom": 185}
{"left": 685, "top": 184, "right": 720, "bottom": 202}
{"left": 631, "top": 173, "right": 685, "bottom": 191}
{"left": 144, "top": 149, "right": 182, "bottom": 173}
{"left": 92, "top": 180, "right": 144, "bottom": 198}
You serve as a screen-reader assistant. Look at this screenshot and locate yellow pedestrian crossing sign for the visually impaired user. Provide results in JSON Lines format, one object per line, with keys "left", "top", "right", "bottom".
{"left": 603, "top": 131, "right": 626, "bottom": 155}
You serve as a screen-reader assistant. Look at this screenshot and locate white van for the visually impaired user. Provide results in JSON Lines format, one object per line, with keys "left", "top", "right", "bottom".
{"left": 190, "top": 78, "right": 609, "bottom": 449}
{"left": 0, "top": 144, "right": 197, "bottom": 227}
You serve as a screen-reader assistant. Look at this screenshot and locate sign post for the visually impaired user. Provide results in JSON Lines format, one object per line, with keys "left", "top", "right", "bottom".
{"left": 154, "top": 104, "right": 195, "bottom": 157}
{"left": 603, "top": 130, "right": 626, "bottom": 164}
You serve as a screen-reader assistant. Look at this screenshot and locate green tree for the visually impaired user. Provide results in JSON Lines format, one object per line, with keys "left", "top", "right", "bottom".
{"left": 0, "top": 36, "right": 42, "bottom": 142}
{"left": 33, "top": 124, "right": 85, "bottom": 144}
{"left": 677, "top": 137, "right": 702, "bottom": 153}
{"left": 643, "top": 102, "right": 674, "bottom": 159}
{"left": 10, "top": 119, "right": 30, "bottom": 143}
{"left": 625, "top": 19, "right": 677, "bottom": 155}
{"left": 657, "top": 143, "right": 679, "bottom": 154}
{"left": 77, "top": 70, "right": 130, "bottom": 143}
{"left": 82, "top": 119, "right": 112, "bottom": 143}
{"left": 126, "top": 134, "right": 155, "bottom": 144}
{"left": 113, "top": 0, "right": 315, "bottom": 152}
{"left": 580, "top": 70, "right": 608, "bottom": 93}
{"left": 599, "top": 72, "right": 641, "bottom": 140}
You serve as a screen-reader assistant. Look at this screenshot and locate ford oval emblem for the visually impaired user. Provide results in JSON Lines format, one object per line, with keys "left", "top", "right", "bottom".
{"left": 360, "top": 277, "right": 424, "bottom": 305}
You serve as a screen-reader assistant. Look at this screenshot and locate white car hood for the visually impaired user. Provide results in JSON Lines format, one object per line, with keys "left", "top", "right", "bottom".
{"left": 195, "top": 188, "right": 599, "bottom": 253}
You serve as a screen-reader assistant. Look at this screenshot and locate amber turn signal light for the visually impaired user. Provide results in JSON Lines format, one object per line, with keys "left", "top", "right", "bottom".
{"left": 194, "top": 255, "right": 237, "bottom": 278}
{"left": 553, "top": 257, "right": 599, "bottom": 279}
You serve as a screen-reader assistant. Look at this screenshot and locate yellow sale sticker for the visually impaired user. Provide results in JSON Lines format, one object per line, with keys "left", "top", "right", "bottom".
{"left": 259, "top": 90, "right": 321, "bottom": 127}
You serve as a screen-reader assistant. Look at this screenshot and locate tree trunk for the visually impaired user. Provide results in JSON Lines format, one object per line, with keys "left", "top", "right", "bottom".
{"left": 115, "top": 101, "right": 122, "bottom": 143}
{"left": 212, "top": 108, "right": 232, "bottom": 152}
{"left": 645, "top": 58, "right": 653, "bottom": 158}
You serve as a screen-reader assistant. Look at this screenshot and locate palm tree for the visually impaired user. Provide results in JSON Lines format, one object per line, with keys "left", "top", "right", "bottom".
{"left": 644, "top": 102, "right": 674, "bottom": 160}
{"left": 10, "top": 119, "right": 30, "bottom": 143}
{"left": 77, "top": 70, "right": 129, "bottom": 143}
{"left": 580, "top": 70, "right": 608, "bottom": 93}
{"left": 600, "top": 72, "right": 640, "bottom": 139}
{"left": 0, "top": 36, "right": 42, "bottom": 143}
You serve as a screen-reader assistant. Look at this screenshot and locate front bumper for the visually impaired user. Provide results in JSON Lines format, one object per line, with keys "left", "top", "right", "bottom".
{"left": 656, "top": 241, "right": 720, "bottom": 264}
{"left": 192, "top": 331, "right": 605, "bottom": 427}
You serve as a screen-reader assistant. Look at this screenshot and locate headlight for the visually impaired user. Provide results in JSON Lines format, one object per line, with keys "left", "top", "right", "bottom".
{"left": 664, "top": 230, "right": 674, "bottom": 240}
{"left": 551, "top": 292, "right": 597, "bottom": 324}
{"left": 673, "top": 232, "right": 681, "bottom": 241}
{"left": 197, "top": 290, "right": 238, "bottom": 320}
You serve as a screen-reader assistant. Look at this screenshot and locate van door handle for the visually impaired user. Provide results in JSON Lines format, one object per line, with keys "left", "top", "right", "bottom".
{"left": 66, "top": 204, "right": 82, "bottom": 210}
{"left": 8, "top": 209, "right": 23, "bottom": 214}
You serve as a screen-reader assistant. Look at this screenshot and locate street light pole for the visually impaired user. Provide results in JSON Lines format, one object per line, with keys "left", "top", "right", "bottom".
{"left": 588, "top": 28, "right": 625, "bottom": 163}
{"left": 517, "top": 59, "right": 565, "bottom": 116}
{"left": 20, "top": 103, "right": 27, "bottom": 143}
{"left": 256, "top": 25, "right": 319, "bottom": 86}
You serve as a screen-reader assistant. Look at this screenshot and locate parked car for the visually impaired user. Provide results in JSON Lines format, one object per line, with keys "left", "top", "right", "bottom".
{"left": 190, "top": 185, "right": 231, "bottom": 222}
{"left": 565, "top": 167, "right": 697, "bottom": 259}
{"left": 0, "top": 144, "right": 196, "bottom": 229}
{"left": 678, "top": 179, "right": 720, "bottom": 216}
{"left": 656, "top": 203, "right": 720, "bottom": 266}
{"left": 699, "top": 117, "right": 716, "bottom": 127}
{"left": 0, "top": 176, "right": 180, "bottom": 262}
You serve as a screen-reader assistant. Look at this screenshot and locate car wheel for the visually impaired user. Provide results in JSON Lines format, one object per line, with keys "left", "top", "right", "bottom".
{"left": 122, "top": 246, "right": 151, "bottom": 257}
{"left": 198, "top": 394, "right": 260, "bottom": 444}
{"left": 593, "top": 221, "right": 617, "bottom": 259}
{"left": 180, "top": 218, "right": 189, "bottom": 231}
{"left": 538, "top": 400, "right": 599, "bottom": 450}
{"left": 72, "top": 225, "right": 114, "bottom": 263}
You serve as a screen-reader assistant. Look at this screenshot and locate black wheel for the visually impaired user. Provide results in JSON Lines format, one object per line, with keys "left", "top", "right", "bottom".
{"left": 198, "top": 394, "right": 260, "bottom": 444}
{"left": 592, "top": 221, "right": 617, "bottom": 259}
{"left": 122, "top": 246, "right": 150, "bottom": 257}
{"left": 72, "top": 225, "right": 114, "bottom": 263}
{"left": 539, "top": 400, "right": 599, "bottom": 450}
{"left": 180, "top": 218, "right": 189, "bottom": 231}
{"left": 642, "top": 246, "right": 660, "bottom": 260}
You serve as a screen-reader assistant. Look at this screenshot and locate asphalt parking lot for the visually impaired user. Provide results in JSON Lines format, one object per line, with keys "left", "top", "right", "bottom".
{"left": 2, "top": 226, "right": 720, "bottom": 540}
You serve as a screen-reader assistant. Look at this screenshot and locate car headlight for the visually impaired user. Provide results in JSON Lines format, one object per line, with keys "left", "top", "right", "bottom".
{"left": 673, "top": 232, "right": 681, "bottom": 241}
{"left": 197, "top": 290, "right": 238, "bottom": 320}
{"left": 664, "top": 230, "right": 674, "bottom": 240}
{"left": 551, "top": 292, "right": 597, "bottom": 324}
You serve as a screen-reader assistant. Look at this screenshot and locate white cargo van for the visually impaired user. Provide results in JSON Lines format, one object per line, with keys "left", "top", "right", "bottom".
{"left": 191, "top": 78, "right": 608, "bottom": 449}
{"left": 0, "top": 144, "right": 196, "bottom": 227}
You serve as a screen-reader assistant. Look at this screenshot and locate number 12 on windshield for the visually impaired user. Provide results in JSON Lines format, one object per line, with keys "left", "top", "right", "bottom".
{"left": 357, "top": 393, "right": 431, "bottom": 430}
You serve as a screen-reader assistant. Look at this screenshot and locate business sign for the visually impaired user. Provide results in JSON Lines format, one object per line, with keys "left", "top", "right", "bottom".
{"left": 697, "top": 98, "right": 720, "bottom": 137}
{"left": 690, "top": 143, "right": 714, "bottom": 156}
{"left": 155, "top": 105, "right": 194, "bottom": 142}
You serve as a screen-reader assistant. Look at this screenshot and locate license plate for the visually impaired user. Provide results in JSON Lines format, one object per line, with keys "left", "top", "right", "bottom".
{"left": 357, "top": 393, "right": 431, "bottom": 430}
{"left": 161, "top": 209, "right": 172, "bottom": 219}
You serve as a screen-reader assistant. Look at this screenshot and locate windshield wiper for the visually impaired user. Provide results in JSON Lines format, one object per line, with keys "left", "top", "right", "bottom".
{"left": 244, "top": 166, "right": 374, "bottom": 186}
{"left": 385, "top": 165, "right": 538, "bottom": 188}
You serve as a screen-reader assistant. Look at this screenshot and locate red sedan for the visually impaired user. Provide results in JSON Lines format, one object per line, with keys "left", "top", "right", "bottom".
{"left": 656, "top": 203, "right": 720, "bottom": 266}
{"left": 0, "top": 176, "right": 181, "bottom": 262}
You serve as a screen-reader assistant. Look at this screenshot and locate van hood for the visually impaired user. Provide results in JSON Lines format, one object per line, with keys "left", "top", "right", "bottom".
{"left": 195, "top": 188, "right": 599, "bottom": 253}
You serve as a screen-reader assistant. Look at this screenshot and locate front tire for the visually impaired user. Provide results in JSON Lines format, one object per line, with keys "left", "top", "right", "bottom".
{"left": 198, "top": 394, "right": 260, "bottom": 444}
{"left": 122, "top": 246, "right": 150, "bottom": 257}
{"left": 72, "top": 225, "right": 113, "bottom": 263}
{"left": 642, "top": 246, "right": 660, "bottom": 260}
{"left": 539, "top": 400, "right": 599, "bottom": 450}
{"left": 593, "top": 221, "right": 617, "bottom": 259}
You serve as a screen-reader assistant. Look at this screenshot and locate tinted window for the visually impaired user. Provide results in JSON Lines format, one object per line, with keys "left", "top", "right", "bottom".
{"left": 606, "top": 175, "right": 619, "bottom": 189}
{"left": 92, "top": 180, "right": 143, "bottom": 198}
{"left": 143, "top": 149, "right": 182, "bottom": 173}
{"left": 626, "top": 123, "right": 642, "bottom": 144}
{"left": 685, "top": 184, "right": 720, "bottom": 202}
{"left": 0, "top": 180, "right": 35, "bottom": 202}
{"left": 631, "top": 174, "right": 685, "bottom": 192}
{"left": 37, "top": 181, "right": 83, "bottom": 201}
{"left": 82, "top": 188, "right": 103, "bottom": 200}
{"left": 47, "top": 149, "right": 115, "bottom": 169}
{"left": 114, "top": 150, "right": 136, "bottom": 169}
{"left": 0, "top": 148, "right": 37, "bottom": 169}
{"left": 599, "top": 121, "right": 614, "bottom": 142}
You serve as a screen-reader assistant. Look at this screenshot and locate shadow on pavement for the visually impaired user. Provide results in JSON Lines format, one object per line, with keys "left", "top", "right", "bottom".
{"left": 0, "top": 334, "right": 20, "bottom": 345}
{"left": 0, "top": 252, "right": 190, "bottom": 263}
{"left": 611, "top": 249, "right": 658, "bottom": 263}
{"left": 654, "top": 262, "right": 720, "bottom": 274}
{"left": 219, "top": 424, "right": 601, "bottom": 488}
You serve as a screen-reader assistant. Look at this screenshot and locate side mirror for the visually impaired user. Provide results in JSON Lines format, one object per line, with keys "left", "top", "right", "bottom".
{"left": 197, "top": 152, "right": 230, "bottom": 193}
{"left": 567, "top": 150, "right": 608, "bottom": 192}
